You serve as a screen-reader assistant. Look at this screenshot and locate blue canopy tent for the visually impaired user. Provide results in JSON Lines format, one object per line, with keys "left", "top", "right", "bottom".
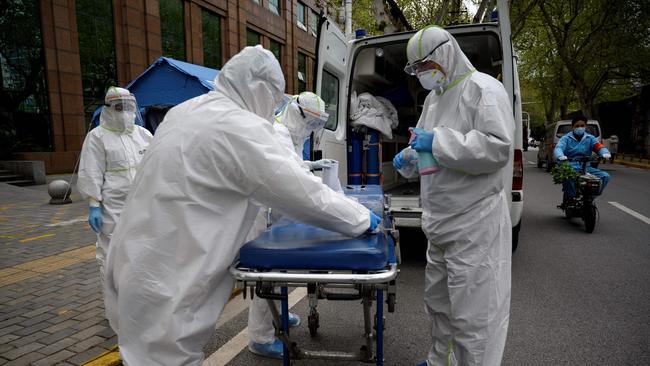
{"left": 91, "top": 57, "right": 219, "bottom": 133}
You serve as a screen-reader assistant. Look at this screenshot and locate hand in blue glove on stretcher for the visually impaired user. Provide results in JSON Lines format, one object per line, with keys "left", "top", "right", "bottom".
{"left": 367, "top": 211, "right": 382, "bottom": 233}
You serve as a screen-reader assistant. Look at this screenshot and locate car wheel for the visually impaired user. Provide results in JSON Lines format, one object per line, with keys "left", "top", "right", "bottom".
{"left": 511, "top": 220, "right": 521, "bottom": 252}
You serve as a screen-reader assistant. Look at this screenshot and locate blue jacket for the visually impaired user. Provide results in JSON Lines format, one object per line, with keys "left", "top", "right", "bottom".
{"left": 554, "top": 131, "right": 609, "bottom": 161}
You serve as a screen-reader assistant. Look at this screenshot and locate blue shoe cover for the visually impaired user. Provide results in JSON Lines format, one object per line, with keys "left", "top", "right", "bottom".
{"left": 248, "top": 338, "right": 284, "bottom": 359}
{"left": 416, "top": 362, "right": 428, "bottom": 366}
{"left": 288, "top": 312, "right": 301, "bottom": 327}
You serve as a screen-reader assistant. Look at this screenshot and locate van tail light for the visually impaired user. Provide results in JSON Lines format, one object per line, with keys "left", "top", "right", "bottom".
{"left": 513, "top": 149, "right": 523, "bottom": 191}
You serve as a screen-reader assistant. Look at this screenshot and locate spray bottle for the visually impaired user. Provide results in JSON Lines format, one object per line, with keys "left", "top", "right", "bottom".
{"left": 409, "top": 127, "right": 440, "bottom": 175}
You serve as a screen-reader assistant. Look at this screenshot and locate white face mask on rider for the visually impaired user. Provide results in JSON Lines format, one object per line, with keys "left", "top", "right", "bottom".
{"left": 417, "top": 69, "right": 447, "bottom": 93}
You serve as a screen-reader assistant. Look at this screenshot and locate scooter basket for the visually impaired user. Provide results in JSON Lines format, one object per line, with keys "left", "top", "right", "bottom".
{"left": 578, "top": 174, "right": 602, "bottom": 195}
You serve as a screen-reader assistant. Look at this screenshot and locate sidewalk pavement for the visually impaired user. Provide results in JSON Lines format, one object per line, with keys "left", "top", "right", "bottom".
{"left": 0, "top": 176, "right": 118, "bottom": 365}
{"left": 612, "top": 158, "right": 650, "bottom": 170}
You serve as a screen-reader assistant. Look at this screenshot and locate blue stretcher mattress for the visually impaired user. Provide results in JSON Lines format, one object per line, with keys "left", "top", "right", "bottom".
{"left": 239, "top": 185, "right": 393, "bottom": 271}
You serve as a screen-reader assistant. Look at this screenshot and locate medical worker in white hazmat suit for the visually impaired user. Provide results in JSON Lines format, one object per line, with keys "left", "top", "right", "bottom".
{"left": 393, "top": 26, "right": 514, "bottom": 365}
{"left": 77, "top": 86, "right": 152, "bottom": 283}
{"left": 103, "top": 45, "right": 381, "bottom": 366}
{"left": 247, "top": 91, "right": 340, "bottom": 358}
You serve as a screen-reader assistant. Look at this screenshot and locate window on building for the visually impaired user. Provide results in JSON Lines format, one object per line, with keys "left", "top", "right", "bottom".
{"left": 246, "top": 29, "right": 261, "bottom": 46}
{"left": 0, "top": 0, "right": 52, "bottom": 153}
{"left": 296, "top": 2, "right": 306, "bottom": 31}
{"left": 310, "top": 9, "right": 319, "bottom": 37}
{"left": 202, "top": 10, "right": 221, "bottom": 69}
{"left": 321, "top": 70, "right": 339, "bottom": 130}
{"left": 297, "top": 53, "right": 306, "bottom": 93}
{"left": 77, "top": 0, "right": 117, "bottom": 126}
{"left": 268, "top": 0, "right": 280, "bottom": 15}
{"left": 160, "top": 0, "right": 185, "bottom": 60}
{"left": 269, "top": 40, "right": 281, "bottom": 64}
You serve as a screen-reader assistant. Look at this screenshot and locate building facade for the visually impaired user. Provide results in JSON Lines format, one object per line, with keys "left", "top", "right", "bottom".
{"left": 1, "top": 0, "right": 324, "bottom": 173}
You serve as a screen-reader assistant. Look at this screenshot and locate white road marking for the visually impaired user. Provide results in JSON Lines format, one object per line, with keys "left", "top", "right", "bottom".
{"left": 216, "top": 293, "right": 250, "bottom": 329}
{"left": 45, "top": 218, "right": 86, "bottom": 227}
{"left": 527, "top": 161, "right": 536, "bottom": 165}
{"left": 203, "top": 287, "right": 308, "bottom": 366}
{"left": 608, "top": 202, "right": 650, "bottom": 225}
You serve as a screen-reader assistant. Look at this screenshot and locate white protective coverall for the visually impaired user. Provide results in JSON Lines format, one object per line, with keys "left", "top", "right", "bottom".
{"left": 103, "top": 45, "right": 371, "bottom": 366}
{"left": 403, "top": 26, "right": 514, "bottom": 365}
{"left": 77, "top": 87, "right": 152, "bottom": 282}
{"left": 247, "top": 92, "right": 332, "bottom": 346}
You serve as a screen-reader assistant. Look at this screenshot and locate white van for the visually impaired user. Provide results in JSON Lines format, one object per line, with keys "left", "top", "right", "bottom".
{"left": 312, "top": 1, "right": 524, "bottom": 251}
{"left": 537, "top": 119, "right": 602, "bottom": 171}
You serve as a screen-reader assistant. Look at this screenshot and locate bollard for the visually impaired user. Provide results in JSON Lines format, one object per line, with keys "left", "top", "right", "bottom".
{"left": 48, "top": 180, "right": 72, "bottom": 205}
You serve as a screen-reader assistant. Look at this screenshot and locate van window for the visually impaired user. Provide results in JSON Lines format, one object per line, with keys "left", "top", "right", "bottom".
{"left": 455, "top": 33, "right": 502, "bottom": 80}
{"left": 321, "top": 70, "right": 339, "bottom": 131}
{"left": 556, "top": 124, "right": 572, "bottom": 137}
{"left": 586, "top": 125, "right": 599, "bottom": 137}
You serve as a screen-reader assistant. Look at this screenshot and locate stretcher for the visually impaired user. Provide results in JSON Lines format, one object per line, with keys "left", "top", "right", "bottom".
{"left": 229, "top": 185, "right": 400, "bottom": 365}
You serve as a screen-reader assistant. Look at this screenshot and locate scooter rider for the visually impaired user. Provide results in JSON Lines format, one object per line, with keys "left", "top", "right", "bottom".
{"left": 554, "top": 115, "right": 611, "bottom": 204}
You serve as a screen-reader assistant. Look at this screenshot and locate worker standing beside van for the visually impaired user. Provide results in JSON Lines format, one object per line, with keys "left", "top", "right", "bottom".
{"left": 554, "top": 115, "right": 611, "bottom": 205}
{"left": 393, "top": 26, "right": 514, "bottom": 366}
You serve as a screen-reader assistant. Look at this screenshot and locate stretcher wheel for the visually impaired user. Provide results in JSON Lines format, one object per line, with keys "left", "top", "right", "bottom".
{"left": 308, "top": 313, "right": 319, "bottom": 337}
{"left": 387, "top": 293, "right": 396, "bottom": 313}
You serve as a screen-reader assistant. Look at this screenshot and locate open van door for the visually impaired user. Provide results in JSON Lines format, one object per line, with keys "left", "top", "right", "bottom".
{"left": 313, "top": 18, "right": 351, "bottom": 184}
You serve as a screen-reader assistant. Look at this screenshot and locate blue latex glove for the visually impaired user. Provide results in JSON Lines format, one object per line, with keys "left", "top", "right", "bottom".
{"left": 393, "top": 150, "right": 405, "bottom": 170}
{"left": 392, "top": 149, "right": 416, "bottom": 170}
{"left": 409, "top": 128, "right": 435, "bottom": 153}
{"left": 367, "top": 211, "right": 382, "bottom": 233}
{"left": 88, "top": 206, "right": 103, "bottom": 233}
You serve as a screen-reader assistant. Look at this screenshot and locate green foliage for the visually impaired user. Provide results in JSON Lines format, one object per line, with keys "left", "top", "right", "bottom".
{"left": 512, "top": 0, "right": 650, "bottom": 119}
{"left": 550, "top": 162, "right": 580, "bottom": 185}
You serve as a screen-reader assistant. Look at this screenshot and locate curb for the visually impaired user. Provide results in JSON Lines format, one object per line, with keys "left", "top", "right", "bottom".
{"left": 613, "top": 160, "right": 650, "bottom": 170}
{"left": 83, "top": 347, "right": 121, "bottom": 366}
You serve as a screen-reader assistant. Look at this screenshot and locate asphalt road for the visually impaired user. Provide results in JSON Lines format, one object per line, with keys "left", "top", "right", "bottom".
{"left": 205, "top": 150, "right": 650, "bottom": 365}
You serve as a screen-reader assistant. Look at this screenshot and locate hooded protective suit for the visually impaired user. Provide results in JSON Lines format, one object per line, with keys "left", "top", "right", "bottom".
{"left": 103, "top": 46, "right": 371, "bottom": 366}
{"left": 247, "top": 92, "right": 334, "bottom": 349}
{"left": 402, "top": 26, "right": 514, "bottom": 366}
{"left": 77, "top": 87, "right": 152, "bottom": 282}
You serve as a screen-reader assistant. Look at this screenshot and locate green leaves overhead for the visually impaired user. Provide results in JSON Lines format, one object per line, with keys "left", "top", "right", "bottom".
{"left": 513, "top": 0, "right": 650, "bottom": 120}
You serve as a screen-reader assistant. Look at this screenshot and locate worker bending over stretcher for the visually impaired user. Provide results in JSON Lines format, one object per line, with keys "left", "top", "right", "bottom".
{"left": 246, "top": 91, "right": 340, "bottom": 359}
{"left": 103, "top": 46, "right": 381, "bottom": 366}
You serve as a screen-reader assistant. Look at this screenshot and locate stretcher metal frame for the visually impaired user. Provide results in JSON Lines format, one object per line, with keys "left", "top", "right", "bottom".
{"left": 229, "top": 221, "right": 400, "bottom": 366}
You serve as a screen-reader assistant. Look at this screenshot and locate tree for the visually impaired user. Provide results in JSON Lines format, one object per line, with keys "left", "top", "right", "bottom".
{"left": 512, "top": 0, "right": 650, "bottom": 126}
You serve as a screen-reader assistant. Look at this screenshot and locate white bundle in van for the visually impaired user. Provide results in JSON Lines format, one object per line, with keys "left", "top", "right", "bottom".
{"left": 349, "top": 91, "right": 398, "bottom": 139}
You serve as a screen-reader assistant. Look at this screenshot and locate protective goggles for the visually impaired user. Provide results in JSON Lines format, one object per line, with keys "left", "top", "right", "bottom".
{"left": 295, "top": 102, "right": 329, "bottom": 123}
{"left": 403, "top": 39, "right": 449, "bottom": 75}
{"left": 106, "top": 100, "right": 136, "bottom": 112}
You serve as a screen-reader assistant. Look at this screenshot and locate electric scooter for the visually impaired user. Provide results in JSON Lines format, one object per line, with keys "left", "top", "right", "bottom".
{"left": 558, "top": 156, "right": 603, "bottom": 233}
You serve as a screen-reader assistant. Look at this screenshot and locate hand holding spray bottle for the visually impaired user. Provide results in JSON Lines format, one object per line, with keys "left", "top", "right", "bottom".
{"left": 409, "top": 127, "right": 440, "bottom": 175}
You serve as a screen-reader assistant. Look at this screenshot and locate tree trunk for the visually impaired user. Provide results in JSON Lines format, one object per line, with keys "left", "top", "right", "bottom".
{"left": 473, "top": 0, "right": 490, "bottom": 23}
{"left": 435, "top": 0, "right": 450, "bottom": 25}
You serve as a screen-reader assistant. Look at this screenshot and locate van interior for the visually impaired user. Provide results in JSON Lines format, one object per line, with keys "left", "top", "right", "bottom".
{"left": 346, "top": 31, "right": 504, "bottom": 194}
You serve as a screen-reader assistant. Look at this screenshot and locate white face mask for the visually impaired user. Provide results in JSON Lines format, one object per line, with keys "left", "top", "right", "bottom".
{"left": 417, "top": 69, "right": 446, "bottom": 93}
{"left": 114, "top": 112, "right": 135, "bottom": 130}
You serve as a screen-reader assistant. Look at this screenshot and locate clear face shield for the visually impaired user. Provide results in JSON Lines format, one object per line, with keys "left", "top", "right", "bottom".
{"left": 104, "top": 97, "right": 142, "bottom": 131}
